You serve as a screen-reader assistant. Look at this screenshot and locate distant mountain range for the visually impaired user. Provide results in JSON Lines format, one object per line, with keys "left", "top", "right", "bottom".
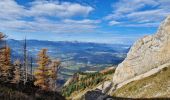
{"left": 7, "top": 39, "right": 130, "bottom": 63}
{"left": 7, "top": 39, "right": 130, "bottom": 81}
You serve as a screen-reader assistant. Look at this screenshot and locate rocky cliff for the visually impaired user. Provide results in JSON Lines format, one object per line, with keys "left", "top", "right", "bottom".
{"left": 113, "top": 15, "right": 170, "bottom": 85}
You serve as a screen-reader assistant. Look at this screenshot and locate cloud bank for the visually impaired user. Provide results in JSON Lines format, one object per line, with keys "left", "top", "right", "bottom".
{"left": 0, "top": 0, "right": 97, "bottom": 34}
{"left": 105, "top": 0, "right": 170, "bottom": 27}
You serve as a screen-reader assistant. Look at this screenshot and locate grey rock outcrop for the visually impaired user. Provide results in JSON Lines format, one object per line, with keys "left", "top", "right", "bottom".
{"left": 113, "top": 15, "right": 170, "bottom": 85}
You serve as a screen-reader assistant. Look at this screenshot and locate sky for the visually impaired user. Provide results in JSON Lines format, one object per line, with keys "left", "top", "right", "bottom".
{"left": 0, "top": 0, "right": 170, "bottom": 44}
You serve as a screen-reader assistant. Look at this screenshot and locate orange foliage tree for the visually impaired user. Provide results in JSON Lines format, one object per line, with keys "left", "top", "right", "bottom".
{"left": 34, "top": 49, "right": 50, "bottom": 91}
{"left": 1, "top": 45, "right": 12, "bottom": 81}
{"left": 48, "top": 60, "right": 61, "bottom": 91}
{"left": 12, "top": 59, "right": 21, "bottom": 84}
{"left": 0, "top": 32, "right": 6, "bottom": 77}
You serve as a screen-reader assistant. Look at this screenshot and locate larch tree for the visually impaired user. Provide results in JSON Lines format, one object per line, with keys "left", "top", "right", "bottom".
{"left": 34, "top": 49, "right": 50, "bottom": 91}
{"left": 0, "top": 48, "right": 5, "bottom": 77}
{"left": 12, "top": 59, "right": 21, "bottom": 84}
{"left": 48, "top": 60, "right": 61, "bottom": 91}
{"left": 1, "top": 45, "right": 12, "bottom": 81}
{"left": 0, "top": 32, "right": 6, "bottom": 77}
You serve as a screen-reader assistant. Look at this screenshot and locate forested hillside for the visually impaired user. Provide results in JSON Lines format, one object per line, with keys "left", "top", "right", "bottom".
{"left": 62, "top": 67, "right": 115, "bottom": 99}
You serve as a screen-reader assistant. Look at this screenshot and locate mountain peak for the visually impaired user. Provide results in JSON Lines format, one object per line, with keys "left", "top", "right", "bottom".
{"left": 156, "top": 15, "right": 170, "bottom": 36}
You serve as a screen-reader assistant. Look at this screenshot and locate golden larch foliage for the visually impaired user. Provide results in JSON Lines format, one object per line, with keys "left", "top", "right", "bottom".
{"left": 12, "top": 59, "right": 21, "bottom": 84}
{"left": 34, "top": 49, "right": 50, "bottom": 91}
{"left": 48, "top": 60, "right": 61, "bottom": 91}
{"left": 1, "top": 46, "right": 11, "bottom": 78}
{"left": 0, "top": 32, "right": 6, "bottom": 76}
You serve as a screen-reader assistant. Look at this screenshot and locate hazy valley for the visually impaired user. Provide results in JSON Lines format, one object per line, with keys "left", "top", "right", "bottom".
{"left": 7, "top": 39, "right": 129, "bottom": 83}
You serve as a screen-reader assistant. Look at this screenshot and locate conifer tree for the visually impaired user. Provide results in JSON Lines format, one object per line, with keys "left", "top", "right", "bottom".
{"left": 34, "top": 49, "right": 50, "bottom": 91}
{"left": 0, "top": 48, "right": 4, "bottom": 76}
{"left": 0, "top": 32, "right": 6, "bottom": 77}
{"left": 12, "top": 59, "right": 21, "bottom": 84}
{"left": 1, "top": 46, "right": 11, "bottom": 77}
{"left": 0, "top": 44, "right": 12, "bottom": 82}
{"left": 48, "top": 60, "right": 61, "bottom": 91}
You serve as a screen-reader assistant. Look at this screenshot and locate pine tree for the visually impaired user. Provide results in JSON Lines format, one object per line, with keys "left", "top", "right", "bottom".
{"left": 34, "top": 49, "right": 50, "bottom": 91}
{"left": 12, "top": 59, "right": 21, "bottom": 84}
{"left": 48, "top": 60, "right": 61, "bottom": 91}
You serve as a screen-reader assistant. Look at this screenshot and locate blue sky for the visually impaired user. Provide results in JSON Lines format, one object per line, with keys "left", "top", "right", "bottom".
{"left": 0, "top": 0, "right": 170, "bottom": 44}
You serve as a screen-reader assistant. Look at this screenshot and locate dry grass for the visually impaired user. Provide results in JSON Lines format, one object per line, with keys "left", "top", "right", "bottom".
{"left": 112, "top": 66, "right": 170, "bottom": 98}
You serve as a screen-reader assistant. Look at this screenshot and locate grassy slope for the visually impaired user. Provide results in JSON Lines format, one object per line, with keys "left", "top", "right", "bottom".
{"left": 112, "top": 66, "right": 170, "bottom": 98}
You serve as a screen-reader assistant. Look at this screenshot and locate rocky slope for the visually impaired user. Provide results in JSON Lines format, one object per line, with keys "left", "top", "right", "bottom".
{"left": 112, "top": 15, "right": 170, "bottom": 87}
{"left": 112, "top": 65, "right": 170, "bottom": 98}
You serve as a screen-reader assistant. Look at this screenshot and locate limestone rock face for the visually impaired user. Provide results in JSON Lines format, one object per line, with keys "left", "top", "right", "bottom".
{"left": 113, "top": 15, "right": 170, "bottom": 84}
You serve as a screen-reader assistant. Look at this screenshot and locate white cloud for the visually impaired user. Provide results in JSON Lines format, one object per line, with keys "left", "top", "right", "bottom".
{"left": 28, "top": 1, "right": 93, "bottom": 18}
{"left": 105, "top": 0, "right": 158, "bottom": 20}
{"left": 0, "top": 0, "right": 97, "bottom": 34}
{"left": 109, "top": 21, "right": 120, "bottom": 26}
{"left": 121, "top": 22, "right": 160, "bottom": 27}
{"left": 0, "top": 0, "right": 93, "bottom": 19}
{"left": 0, "top": 18, "right": 98, "bottom": 34}
{"left": 63, "top": 19, "right": 100, "bottom": 24}
{"left": 0, "top": 0, "right": 25, "bottom": 20}
{"left": 106, "top": 0, "right": 170, "bottom": 27}
{"left": 127, "top": 9, "right": 169, "bottom": 23}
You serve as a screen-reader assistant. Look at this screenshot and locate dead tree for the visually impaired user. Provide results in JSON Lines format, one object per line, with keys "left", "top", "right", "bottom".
{"left": 23, "top": 37, "right": 28, "bottom": 85}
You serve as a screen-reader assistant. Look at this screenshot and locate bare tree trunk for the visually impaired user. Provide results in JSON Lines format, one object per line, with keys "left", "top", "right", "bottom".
{"left": 23, "top": 37, "right": 28, "bottom": 85}
{"left": 30, "top": 56, "right": 33, "bottom": 80}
